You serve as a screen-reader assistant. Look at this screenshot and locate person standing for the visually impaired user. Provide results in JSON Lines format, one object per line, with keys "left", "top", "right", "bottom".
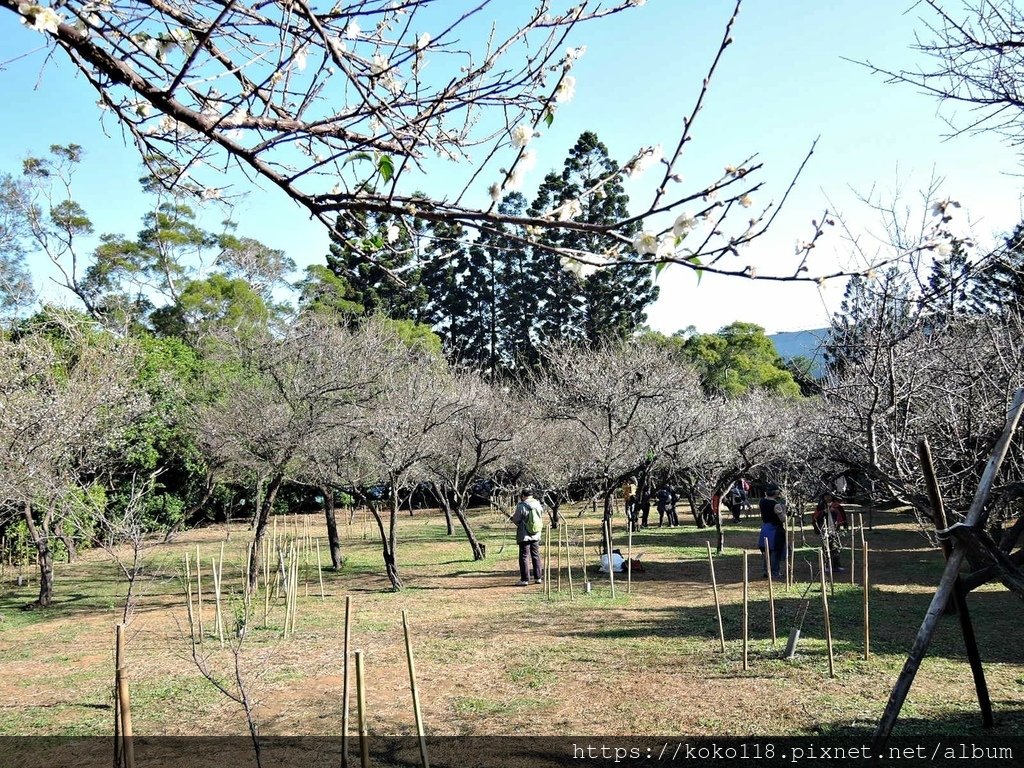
{"left": 512, "top": 489, "right": 545, "bottom": 586}
{"left": 621, "top": 477, "right": 639, "bottom": 531}
{"left": 758, "top": 484, "right": 787, "bottom": 579}
{"left": 813, "top": 492, "right": 847, "bottom": 572}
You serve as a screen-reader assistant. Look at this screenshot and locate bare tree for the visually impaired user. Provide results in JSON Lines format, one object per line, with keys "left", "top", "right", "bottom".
{"left": 0, "top": 314, "right": 145, "bottom": 606}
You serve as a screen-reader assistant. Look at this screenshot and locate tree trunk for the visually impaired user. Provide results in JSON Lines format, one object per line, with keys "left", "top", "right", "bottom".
{"left": 433, "top": 483, "right": 455, "bottom": 535}
{"left": 22, "top": 503, "right": 54, "bottom": 608}
{"left": 370, "top": 499, "right": 403, "bottom": 591}
{"left": 322, "top": 486, "right": 343, "bottom": 570}
{"left": 687, "top": 491, "right": 705, "bottom": 528}
{"left": 57, "top": 533, "right": 76, "bottom": 564}
{"left": 248, "top": 471, "right": 285, "bottom": 592}
{"left": 602, "top": 490, "right": 614, "bottom": 553}
{"left": 452, "top": 494, "right": 485, "bottom": 560}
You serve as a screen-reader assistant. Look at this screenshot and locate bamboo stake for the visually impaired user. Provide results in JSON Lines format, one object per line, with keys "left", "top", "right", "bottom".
{"left": 626, "top": 522, "right": 633, "bottom": 594}
{"left": 355, "top": 650, "right": 370, "bottom": 768}
{"left": 605, "top": 519, "right": 616, "bottom": 599}
{"left": 290, "top": 542, "right": 299, "bottom": 634}
{"left": 849, "top": 516, "right": 856, "bottom": 586}
{"left": 818, "top": 548, "right": 835, "bottom": 678}
{"left": 113, "top": 624, "right": 122, "bottom": 768}
{"left": 564, "top": 523, "right": 575, "bottom": 601}
{"left": 706, "top": 542, "right": 725, "bottom": 654}
{"left": 402, "top": 611, "right": 430, "bottom": 768}
{"left": 765, "top": 539, "right": 777, "bottom": 644}
{"left": 863, "top": 541, "right": 870, "bottom": 660}
{"left": 263, "top": 542, "right": 270, "bottom": 628}
{"left": 556, "top": 522, "right": 562, "bottom": 593}
{"left": 195, "top": 546, "right": 204, "bottom": 642}
{"left": 581, "top": 519, "right": 588, "bottom": 586}
{"left": 214, "top": 547, "right": 225, "bottom": 647}
{"left": 115, "top": 624, "right": 135, "bottom": 768}
{"left": 544, "top": 524, "right": 551, "bottom": 599}
{"left": 244, "top": 540, "right": 254, "bottom": 610}
{"left": 184, "top": 553, "right": 196, "bottom": 645}
{"left": 742, "top": 551, "right": 749, "bottom": 671}
{"left": 316, "top": 539, "right": 325, "bottom": 602}
{"left": 342, "top": 596, "right": 353, "bottom": 768}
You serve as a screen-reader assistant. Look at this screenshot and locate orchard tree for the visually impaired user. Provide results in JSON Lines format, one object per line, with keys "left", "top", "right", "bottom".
{"left": 0, "top": 313, "right": 146, "bottom": 606}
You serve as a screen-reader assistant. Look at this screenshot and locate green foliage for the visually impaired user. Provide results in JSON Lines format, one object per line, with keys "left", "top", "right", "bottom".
{"left": 380, "top": 316, "right": 443, "bottom": 356}
{"left": 149, "top": 273, "right": 271, "bottom": 339}
{"left": 679, "top": 322, "right": 801, "bottom": 398}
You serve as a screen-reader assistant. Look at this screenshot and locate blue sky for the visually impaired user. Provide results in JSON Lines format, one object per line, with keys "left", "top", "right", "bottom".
{"left": 1, "top": 0, "right": 1021, "bottom": 334}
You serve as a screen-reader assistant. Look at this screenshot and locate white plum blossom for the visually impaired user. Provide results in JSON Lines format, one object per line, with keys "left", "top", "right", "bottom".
{"left": 934, "top": 241, "right": 953, "bottom": 257}
{"left": 511, "top": 124, "right": 533, "bottom": 148}
{"left": 560, "top": 257, "right": 598, "bottom": 280}
{"left": 19, "top": 4, "right": 63, "bottom": 34}
{"left": 345, "top": 20, "right": 361, "bottom": 38}
{"left": 627, "top": 145, "right": 663, "bottom": 178}
{"left": 555, "top": 199, "right": 582, "bottom": 221}
{"left": 633, "top": 231, "right": 659, "bottom": 256}
{"left": 672, "top": 212, "right": 696, "bottom": 236}
{"left": 505, "top": 166, "right": 526, "bottom": 191}
{"left": 417, "top": 32, "right": 431, "bottom": 50}
{"left": 520, "top": 149, "right": 537, "bottom": 171}
{"left": 142, "top": 37, "right": 161, "bottom": 58}
{"left": 565, "top": 46, "right": 587, "bottom": 65}
{"left": 656, "top": 234, "right": 676, "bottom": 258}
{"left": 386, "top": 224, "right": 401, "bottom": 244}
{"left": 739, "top": 194, "right": 753, "bottom": 208}
{"left": 201, "top": 187, "right": 223, "bottom": 200}
{"left": 554, "top": 75, "right": 576, "bottom": 104}
{"left": 294, "top": 45, "right": 308, "bottom": 71}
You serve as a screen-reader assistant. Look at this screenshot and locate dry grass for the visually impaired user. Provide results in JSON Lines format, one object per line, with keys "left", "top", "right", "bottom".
{"left": 1, "top": 503, "right": 1022, "bottom": 742}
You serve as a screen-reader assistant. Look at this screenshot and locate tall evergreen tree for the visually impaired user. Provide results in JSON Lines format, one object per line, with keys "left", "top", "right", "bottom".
{"left": 923, "top": 240, "right": 973, "bottom": 323}
{"left": 528, "top": 132, "right": 659, "bottom": 347}
{"left": 971, "top": 222, "right": 1024, "bottom": 315}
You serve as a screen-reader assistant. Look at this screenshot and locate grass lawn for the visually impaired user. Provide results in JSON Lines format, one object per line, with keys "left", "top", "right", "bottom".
{"left": 1, "top": 503, "right": 1021, "bottom": 746}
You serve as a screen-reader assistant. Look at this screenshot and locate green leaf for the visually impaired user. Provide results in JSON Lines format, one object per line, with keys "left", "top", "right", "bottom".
{"left": 377, "top": 155, "right": 395, "bottom": 183}
{"left": 344, "top": 152, "right": 373, "bottom": 166}
{"left": 654, "top": 261, "right": 669, "bottom": 281}
{"left": 687, "top": 255, "right": 703, "bottom": 285}
{"left": 544, "top": 111, "right": 554, "bottom": 128}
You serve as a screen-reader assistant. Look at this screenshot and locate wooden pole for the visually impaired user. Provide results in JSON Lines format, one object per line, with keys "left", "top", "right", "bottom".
{"left": 342, "top": 596, "right": 353, "bottom": 768}
{"left": 605, "top": 519, "right": 616, "bottom": 599}
{"left": 290, "top": 541, "right": 299, "bottom": 634}
{"left": 355, "top": 650, "right": 370, "bottom": 768}
{"left": 764, "top": 538, "right": 777, "bottom": 644}
{"left": 818, "top": 549, "right": 835, "bottom": 679}
{"left": 402, "top": 611, "right": 430, "bottom": 768}
{"left": 581, "top": 520, "right": 588, "bottom": 587}
{"left": 742, "top": 551, "right": 749, "bottom": 671}
{"left": 113, "top": 624, "right": 122, "bottom": 768}
{"left": 863, "top": 541, "right": 870, "bottom": 660}
{"left": 849, "top": 516, "right": 856, "bottom": 586}
{"left": 115, "top": 624, "right": 135, "bottom": 768}
{"left": 706, "top": 542, "right": 725, "bottom": 654}
{"left": 544, "top": 524, "right": 551, "bottom": 599}
{"left": 626, "top": 521, "right": 633, "bottom": 594}
{"left": 195, "top": 546, "right": 204, "bottom": 642}
{"left": 316, "top": 538, "right": 326, "bottom": 602}
{"left": 874, "top": 388, "right": 1024, "bottom": 752}
{"left": 917, "top": 437, "right": 993, "bottom": 727}
{"left": 556, "top": 521, "right": 562, "bottom": 593}
{"left": 184, "top": 553, "right": 196, "bottom": 645}
{"left": 213, "top": 553, "right": 224, "bottom": 647}
{"left": 564, "top": 523, "right": 575, "bottom": 601}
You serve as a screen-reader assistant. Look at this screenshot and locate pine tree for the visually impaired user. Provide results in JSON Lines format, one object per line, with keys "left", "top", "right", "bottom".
{"left": 923, "top": 240, "right": 973, "bottom": 323}
{"left": 971, "top": 222, "right": 1024, "bottom": 315}
{"left": 528, "top": 132, "right": 659, "bottom": 347}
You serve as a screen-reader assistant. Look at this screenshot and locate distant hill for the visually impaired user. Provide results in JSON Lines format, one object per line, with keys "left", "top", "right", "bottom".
{"left": 768, "top": 328, "right": 830, "bottom": 376}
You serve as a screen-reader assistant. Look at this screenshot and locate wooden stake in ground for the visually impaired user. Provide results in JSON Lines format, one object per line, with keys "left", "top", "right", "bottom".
{"left": 604, "top": 519, "right": 616, "bottom": 599}
{"left": 626, "top": 522, "right": 633, "bottom": 594}
{"left": 355, "top": 650, "right": 370, "bottom": 768}
{"left": 742, "top": 550, "right": 749, "bottom": 671}
{"left": 556, "top": 521, "right": 562, "bottom": 593}
{"left": 849, "top": 517, "right": 856, "bottom": 586}
{"left": 764, "top": 538, "right": 777, "bottom": 644}
{"left": 544, "top": 523, "right": 552, "bottom": 599}
{"left": 706, "top": 542, "right": 726, "bottom": 654}
{"left": 818, "top": 548, "right": 835, "bottom": 679}
{"left": 115, "top": 624, "right": 135, "bottom": 768}
{"left": 113, "top": 624, "right": 122, "bottom": 768}
{"left": 212, "top": 553, "right": 224, "bottom": 648}
{"left": 183, "top": 552, "right": 196, "bottom": 645}
{"left": 402, "top": 610, "right": 430, "bottom": 768}
{"left": 581, "top": 520, "right": 588, "bottom": 588}
{"left": 342, "top": 595, "right": 353, "bottom": 768}
{"left": 563, "top": 523, "right": 575, "bottom": 601}
{"left": 195, "top": 546, "right": 204, "bottom": 643}
{"left": 316, "top": 538, "right": 325, "bottom": 602}
{"left": 863, "top": 541, "right": 870, "bottom": 660}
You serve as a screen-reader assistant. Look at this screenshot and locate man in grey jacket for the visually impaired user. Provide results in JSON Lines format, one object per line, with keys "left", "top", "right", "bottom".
{"left": 512, "top": 489, "right": 545, "bottom": 586}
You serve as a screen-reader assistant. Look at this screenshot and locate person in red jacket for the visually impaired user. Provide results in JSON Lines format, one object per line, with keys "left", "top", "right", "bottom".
{"left": 813, "top": 492, "right": 847, "bottom": 572}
